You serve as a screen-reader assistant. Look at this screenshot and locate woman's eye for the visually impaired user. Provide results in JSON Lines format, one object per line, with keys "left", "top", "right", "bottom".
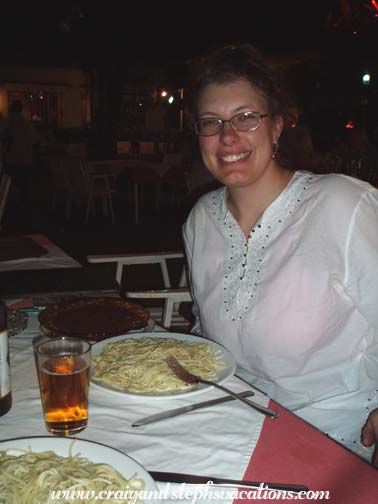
{"left": 202, "top": 119, "right": 219, "bottom": 127}
{"left": 238, "top": 112, "right": 255, "bottom": 122}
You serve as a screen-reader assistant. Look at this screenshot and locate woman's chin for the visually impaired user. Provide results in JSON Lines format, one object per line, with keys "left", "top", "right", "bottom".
{"left": 222, "top": 173, "right": 250, "bottom": 187}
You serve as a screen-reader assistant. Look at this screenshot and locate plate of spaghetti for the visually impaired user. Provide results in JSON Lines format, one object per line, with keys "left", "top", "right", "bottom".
{"left": 91, "top": 331, "right": 236, "bottom": 399}
{"left": 0, "top": 436, "right": 158, "bottom": 504}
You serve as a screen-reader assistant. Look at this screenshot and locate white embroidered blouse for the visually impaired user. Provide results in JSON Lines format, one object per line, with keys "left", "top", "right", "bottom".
{"left": 183, "top": 170, "right": 378, "bottom": 459}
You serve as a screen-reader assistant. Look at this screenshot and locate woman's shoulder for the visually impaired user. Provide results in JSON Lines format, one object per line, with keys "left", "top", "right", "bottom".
{"left": 188, "top": 186, "right": 226, "bottom": 216}
{"left": 303, "top": 171, "right": 377, "bottom": 205}
{"left": 314, "top": 171, "right": 373, "bottom": 191}
{"left": 183, "top": 186, "right": 226, "bottom": 238}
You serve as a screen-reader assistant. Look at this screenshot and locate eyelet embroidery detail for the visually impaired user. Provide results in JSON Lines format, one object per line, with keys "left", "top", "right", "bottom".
{"left": 207, "top": 172, "right": 316, "bottom": 321}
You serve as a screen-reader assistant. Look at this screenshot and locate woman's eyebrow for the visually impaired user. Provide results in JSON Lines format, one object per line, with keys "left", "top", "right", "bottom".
{"left": 199, "top": 105, "right": 256, "bottom": 117}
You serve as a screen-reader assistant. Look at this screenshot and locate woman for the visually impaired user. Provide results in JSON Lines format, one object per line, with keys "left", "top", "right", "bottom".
{"left": 183, "top": 44, "right": 378, "bottom": 465}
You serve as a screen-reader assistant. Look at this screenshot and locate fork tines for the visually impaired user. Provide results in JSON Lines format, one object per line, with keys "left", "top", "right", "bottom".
{"left": 165, "top": 356, "right": 198, "bottom": 384}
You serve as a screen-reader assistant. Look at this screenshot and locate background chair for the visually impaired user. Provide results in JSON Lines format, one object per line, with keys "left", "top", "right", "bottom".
{"left": 80, "top": 161, "right": 116, "bottom": 225}
{"left": 49, "top": 158, "right": 117, "bottom": 225}
{"left": 86, "top": 251, "right": 192, "bottom": 329}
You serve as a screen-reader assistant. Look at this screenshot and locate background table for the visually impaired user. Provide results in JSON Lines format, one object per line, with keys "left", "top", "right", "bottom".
{"left": 0, "top": 234, "right": 81, "bottom": 272}
{"left": 0, "top": 235, "right": 118, "bottom": 298}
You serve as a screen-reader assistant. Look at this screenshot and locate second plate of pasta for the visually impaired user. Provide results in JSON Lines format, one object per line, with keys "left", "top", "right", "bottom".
{"left": 90, "top": 332, "right": 236, "bottom": 399}
{"left": 0, "top": 436, "right": 158, "bottom": 503}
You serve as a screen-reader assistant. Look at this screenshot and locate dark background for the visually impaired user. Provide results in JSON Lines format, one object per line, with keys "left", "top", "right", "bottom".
{"left": 1, "top": 1, "right": 333, "bottom": 64}
{"left": 2, "top": 1, "right": 376, "bottom": 63}
{"left": 2, "top": 0, "right": 378, "bottom": 149}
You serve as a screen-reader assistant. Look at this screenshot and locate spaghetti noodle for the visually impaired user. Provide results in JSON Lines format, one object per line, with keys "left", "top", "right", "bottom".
{"left": 92, "top": 337, "right": 227, "bottom": 393}
{"left": 0, "top": 448, "right": 145, "bottom": 503}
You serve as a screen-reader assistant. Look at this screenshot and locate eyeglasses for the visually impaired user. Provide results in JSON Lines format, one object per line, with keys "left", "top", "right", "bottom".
{"left": 193, "top": 111, "right": 271, "bottom": 136}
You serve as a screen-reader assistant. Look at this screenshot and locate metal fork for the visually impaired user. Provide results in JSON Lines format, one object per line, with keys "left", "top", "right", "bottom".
{"left": 166, "top": 356, "right": 279, "bottom": 419}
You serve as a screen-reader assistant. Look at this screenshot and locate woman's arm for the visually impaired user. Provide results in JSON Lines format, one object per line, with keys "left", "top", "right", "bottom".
{"left": 182, "top": 209, "right": 203, "bottom": 335}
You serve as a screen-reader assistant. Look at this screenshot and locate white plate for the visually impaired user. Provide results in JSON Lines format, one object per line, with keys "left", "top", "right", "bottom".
{"left": 91, "top": 331, "right": 236, "bottom": 400}
{"left": 0, "top": 436, "right": 159, "bottom": 503}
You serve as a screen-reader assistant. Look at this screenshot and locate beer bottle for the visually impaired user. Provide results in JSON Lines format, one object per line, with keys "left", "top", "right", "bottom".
{"left": 0, "top": 299, "right": 12, "bottom": 416}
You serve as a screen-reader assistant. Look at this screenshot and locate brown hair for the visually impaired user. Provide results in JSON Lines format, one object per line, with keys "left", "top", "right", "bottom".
{"left": 188, "top": 44, "right": 286, "bottom": 120}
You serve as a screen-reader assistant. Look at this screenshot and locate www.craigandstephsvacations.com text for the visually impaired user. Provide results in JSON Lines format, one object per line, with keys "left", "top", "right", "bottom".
{"left": 49, "top": 482, "right": 331, "bottom": 502}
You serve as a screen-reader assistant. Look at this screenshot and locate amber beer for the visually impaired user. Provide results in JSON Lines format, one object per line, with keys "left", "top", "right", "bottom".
{"left": 35, "top": 338, "right": 91, "bottom": 436}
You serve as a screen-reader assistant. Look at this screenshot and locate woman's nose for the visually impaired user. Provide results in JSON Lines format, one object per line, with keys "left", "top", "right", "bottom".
{"left": 220, "top": 121, "right": 238, "bottom": 143}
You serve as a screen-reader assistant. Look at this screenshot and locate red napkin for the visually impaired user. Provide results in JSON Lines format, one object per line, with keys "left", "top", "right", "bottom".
{"left": 234, "top": 401, "right": 378, "bottom": 504}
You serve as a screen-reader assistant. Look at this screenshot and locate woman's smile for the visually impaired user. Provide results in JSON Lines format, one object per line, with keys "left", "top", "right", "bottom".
{"left": 219, "top": 150, "right": 251, "bottom": 163}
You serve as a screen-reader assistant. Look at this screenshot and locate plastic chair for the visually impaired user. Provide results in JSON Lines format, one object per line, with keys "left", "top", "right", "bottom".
{"left": 53, "top": 158, "right": 116, "bottom": 225}
{"left": 86, "top": 251, "right": 192, "bottom": 329}
{"left": 81, "top": 161, "right": 116, "bottom": 225}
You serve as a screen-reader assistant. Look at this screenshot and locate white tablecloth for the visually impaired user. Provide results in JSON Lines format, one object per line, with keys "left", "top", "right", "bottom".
{"left": 1, "top": 313, "right": 269, "bottom": 503}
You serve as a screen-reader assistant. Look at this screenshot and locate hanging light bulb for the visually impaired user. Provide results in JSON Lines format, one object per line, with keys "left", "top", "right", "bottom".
{"left": 362, "top": 72, "right": 371, "bottom": 85}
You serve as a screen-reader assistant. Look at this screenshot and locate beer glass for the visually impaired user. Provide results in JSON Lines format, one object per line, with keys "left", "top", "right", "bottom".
{"left": 35, "top": 337, "right": 91, "bottom": 436}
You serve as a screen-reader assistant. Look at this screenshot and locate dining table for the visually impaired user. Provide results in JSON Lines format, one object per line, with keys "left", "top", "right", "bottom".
{"left": 2, "top": 297, "right": 378, "bottom": 503}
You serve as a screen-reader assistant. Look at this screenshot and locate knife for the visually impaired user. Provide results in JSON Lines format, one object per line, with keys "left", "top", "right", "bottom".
{"left": 132, "top": 390, "right": 255, "bottom": 427}
{"left": 149, "top": 471, "right": 309, "bottom": 493}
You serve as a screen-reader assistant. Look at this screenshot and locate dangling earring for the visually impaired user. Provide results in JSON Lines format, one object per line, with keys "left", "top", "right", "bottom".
{"left": 272, "top": 141, "right": 279, "bottom": 159}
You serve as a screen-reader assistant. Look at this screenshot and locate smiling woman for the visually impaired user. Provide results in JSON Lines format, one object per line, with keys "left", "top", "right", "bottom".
{"left": 183, "top": 43, "right": 378, "bottom": 467}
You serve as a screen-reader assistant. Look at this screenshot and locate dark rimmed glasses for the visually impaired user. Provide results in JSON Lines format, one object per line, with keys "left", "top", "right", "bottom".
{"left": 193, "top": 111, "right": 271, "bottom": 137}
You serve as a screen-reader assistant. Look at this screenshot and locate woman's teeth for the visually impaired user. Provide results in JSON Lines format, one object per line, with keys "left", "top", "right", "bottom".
{"left": 221, "top": 151, "right": 250, "bottom": 163}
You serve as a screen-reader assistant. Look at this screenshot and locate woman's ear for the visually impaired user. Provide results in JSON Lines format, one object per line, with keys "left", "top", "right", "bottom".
{"left": 272, "top": 115, "right": 284, "bottom": 143}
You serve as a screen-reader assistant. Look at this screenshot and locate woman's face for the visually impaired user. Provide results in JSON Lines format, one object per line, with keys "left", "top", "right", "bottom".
{"left": 197, "top": 79, "right": 283, "bottom": 189}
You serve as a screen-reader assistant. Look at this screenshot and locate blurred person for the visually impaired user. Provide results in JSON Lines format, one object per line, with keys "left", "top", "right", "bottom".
{"left": 2, "top": 100, "right": 37, "bottom": 229}
{"left": 347, "top": 128, "right": 378, "bottom": 184}
{"left": 183, "top": 44, "right": 378, "bottom": 465}
{"left": 278, "top": 123, "right": 323, "bottom": 172}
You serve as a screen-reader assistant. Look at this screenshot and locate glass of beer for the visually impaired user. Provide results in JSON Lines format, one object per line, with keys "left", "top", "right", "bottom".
{"left": 35, "top": 337, "right": 91, "bottom": 436}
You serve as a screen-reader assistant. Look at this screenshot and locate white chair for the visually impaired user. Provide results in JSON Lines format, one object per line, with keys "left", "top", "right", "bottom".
{"left": 54, "top": 158, "right": 116, "bottom": 225}
{"left": 0, "top": 174, "right": 12, "bottom": 230}
{"left": 80, "top": 161, "right": 116, "bottom": 225}
{"left": 86, "top": 251, "right": 192, "bottom": 329}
